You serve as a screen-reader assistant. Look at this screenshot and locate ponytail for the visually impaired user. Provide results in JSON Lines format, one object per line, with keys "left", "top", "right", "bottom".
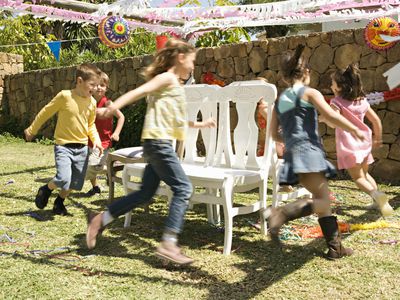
{"left": 280, "top": 44, "right": 307, "bottom": 84}
{"left": 332, "top": 64, "right": 365, "bottom": 101}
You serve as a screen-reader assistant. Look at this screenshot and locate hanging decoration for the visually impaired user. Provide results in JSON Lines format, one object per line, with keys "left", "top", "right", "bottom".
{"left": 46, "top": 41, "right": 61, "bottom": 61}
{"left": 384, "top": 63, "right": 400, "bottom": 90}
{"left": 202, "top": 72, "right": 225, "bottom": 86}
{"left": 98, "top": 16, "right": 130, "bottom": 48}
{"left": 1, "top": 0, "right": 400, "bottom": 37}
{"left": 364, "top": 17, "right": 400, "bottom": 51}
{"left": 155, "top": 35, "right": 169, "bottom": 50}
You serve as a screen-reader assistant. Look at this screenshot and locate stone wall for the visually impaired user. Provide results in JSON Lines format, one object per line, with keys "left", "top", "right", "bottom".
{"left": 1, "top": 28, "right": 399, "bottom": 181}
{"left": 0, "top": 52, "right": 23, "bottom": 114}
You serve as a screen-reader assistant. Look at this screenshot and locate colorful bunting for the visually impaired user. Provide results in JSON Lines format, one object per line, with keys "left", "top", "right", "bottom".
{"left": 46, "top": 40, "right": 61, "bottom": 61}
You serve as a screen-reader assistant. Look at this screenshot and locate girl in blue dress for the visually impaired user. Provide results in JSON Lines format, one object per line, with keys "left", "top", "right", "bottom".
{"left": 264, "top": 45, "right": 365, "bottom": 259}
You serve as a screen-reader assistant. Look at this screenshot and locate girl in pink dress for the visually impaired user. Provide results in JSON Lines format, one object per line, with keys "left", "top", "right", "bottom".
{"left": 324, "top": 64, "right": 393, "bottom": 216}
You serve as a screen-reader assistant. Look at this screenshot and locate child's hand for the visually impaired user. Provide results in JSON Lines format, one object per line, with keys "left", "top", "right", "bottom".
{"left": 201, "top": 118, "right": 217, "bottom": 128}
{"left": 372, "top": 138, "right": 382, "bottom": 149}
{"left": 351, "top": 128, "right": 365, "bottom": 142}
{"left": 111, "top": 133, "right": 120, "bottom": 142}
{"left": 24, "top": 128, "right": 34, "bottom": 142}
{"left": 93, "top": 141, "right": 104, "bottom": 156}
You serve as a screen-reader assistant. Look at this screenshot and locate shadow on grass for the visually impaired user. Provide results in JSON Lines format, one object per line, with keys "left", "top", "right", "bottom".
{"left": 4, "top": 189, "right": 392, "bottom": 299}
{"left": 0, "top": 166, "right": 53, "bottom": 176}
{"left": 54, "top": 197, "right": 384, "bottom": 299}
{"left": 34, "top": 177, "right": 53, "bottom": 184}
{"left": 4, "top": 209, "right": 56, "bottom": 221}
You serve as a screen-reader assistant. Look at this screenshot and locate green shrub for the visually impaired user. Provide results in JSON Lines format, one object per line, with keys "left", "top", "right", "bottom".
{"left": 0, "top": 132, "right": 24, "bottom": 143}
{"left": 0, "top": 115, "right": 25, "bottom": 137}
{"left": 114, "top": 99, "right": 147, "bottom": 149}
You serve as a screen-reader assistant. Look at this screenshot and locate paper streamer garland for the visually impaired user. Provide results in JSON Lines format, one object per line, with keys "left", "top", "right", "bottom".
{"left": 98, "top": 16, "right": 130, "bottom": 48}
{"left": 364, "top": 17, "right": 400, "bottom": 51}
{"left": 290, "top": 220, "right": 400, "bottom": 239}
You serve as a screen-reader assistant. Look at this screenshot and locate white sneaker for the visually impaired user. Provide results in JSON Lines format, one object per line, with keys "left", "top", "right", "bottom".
{"left": 372, "top": 191, "right": 394, "bottom": 217}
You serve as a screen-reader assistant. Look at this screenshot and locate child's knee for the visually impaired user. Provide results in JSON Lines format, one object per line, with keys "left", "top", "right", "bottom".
{"left": 54, "top": 179, "right": 70, "bottom": 190}
{"left": 175, "top": 181, "right": 193, "bottom": 199}
{"left": 313, "top": 198, "right": 331, "bottom": 215}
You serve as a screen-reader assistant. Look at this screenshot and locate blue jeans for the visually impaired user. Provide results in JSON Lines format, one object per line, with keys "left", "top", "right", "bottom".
{"left": 108, "top": 139, "right": 193, "bottom": 234}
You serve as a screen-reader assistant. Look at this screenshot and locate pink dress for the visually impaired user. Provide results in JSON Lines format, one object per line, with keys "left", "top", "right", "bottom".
{"left": 330, "top": 97, "right": 374, "bottom": 170}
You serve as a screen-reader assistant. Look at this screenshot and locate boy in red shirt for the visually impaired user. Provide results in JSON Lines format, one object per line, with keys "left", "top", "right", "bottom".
{"left": 85, "top": 72, "right": 125, "bottom": 196}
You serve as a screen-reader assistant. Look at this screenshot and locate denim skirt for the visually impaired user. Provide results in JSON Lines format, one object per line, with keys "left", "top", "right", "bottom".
{"left": 279, "top": 141, "right": 336, "bottom": 185}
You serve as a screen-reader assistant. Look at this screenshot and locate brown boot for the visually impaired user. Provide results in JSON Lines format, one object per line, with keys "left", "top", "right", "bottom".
{"left": 318, "top": 216, "right": 353, "bottom": 260}
{"left": 263, "top": 198, "right": 313, "bottom": 243}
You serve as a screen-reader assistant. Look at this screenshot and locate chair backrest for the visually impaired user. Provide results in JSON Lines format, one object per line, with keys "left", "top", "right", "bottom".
{"left": 183, "top": 81, "right": 277, "bottom": 171}
{"left": 183, "top": 84, "right": 220, "bottom": 166}
{"left": 216, "top": 80, "right": 277, "bottom": 170}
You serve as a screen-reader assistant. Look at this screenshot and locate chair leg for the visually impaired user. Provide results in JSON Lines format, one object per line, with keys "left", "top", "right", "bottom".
{"left": 124, "top": 211, "right": 132, "bottom": 228}
{"left": 271, "top": 158, "right": 281, "bottom": 208}
{"left": 107, "top": 157, "right": 115, "bottom": 202}
{"left": 206, "top": 204, "right": 214, "bottom": 224}
{"left": 221, "top": 178, "right": 234, "bottom": 255}
{"left": 122, "top": 166, "right": 132, "bottom": 227}
{"left": 222, "top": 204, "right": 233, "bottom": 255}
{"left": 259, "top": 179, "right": 267, "bottom": 236}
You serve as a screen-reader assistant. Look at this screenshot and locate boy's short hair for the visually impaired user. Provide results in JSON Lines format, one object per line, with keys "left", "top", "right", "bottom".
{"left": 76, "top": 63, "right": 101, "bottom": 81}
{"left": 99, "top": 72, "right": 110, "bottom": 86}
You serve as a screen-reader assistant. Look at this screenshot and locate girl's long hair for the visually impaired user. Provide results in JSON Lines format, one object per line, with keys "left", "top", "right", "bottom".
{"left": 142, "top": 39, "right": 195, "bottom": 81}
{"left": 280, "top": 45, "right": 307, "bottom": 84}
{"left": 332, "top": 64, "right": 365, "bottom": 101}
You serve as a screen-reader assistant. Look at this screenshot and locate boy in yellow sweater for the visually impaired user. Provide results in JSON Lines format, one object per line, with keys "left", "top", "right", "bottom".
{"left": 24, "top": 63, "right": 103, "bottom": 215}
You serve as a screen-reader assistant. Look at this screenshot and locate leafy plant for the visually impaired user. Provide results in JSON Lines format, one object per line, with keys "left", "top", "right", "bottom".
{"left": 114, "top": 99, "right": 147, "bottom": 149}
{"left": 0, "top": 13, "right": 56, "bottom": 70}
{"left": 196, "top": 28, "right": 250, "bottom": 47}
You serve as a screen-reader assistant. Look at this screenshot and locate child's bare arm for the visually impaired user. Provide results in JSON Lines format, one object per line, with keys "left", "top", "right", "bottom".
{"left": 319, "top": 103, "right": 340, "bottom": 128}
{"left": 306, "top": 88, "right": 365, "bottom": 141}
{"left": 111, "top": 107, "right": 125, "bottom": 142}
{"left": 188, "top": 118, "right": 216, "bottom": 128}
{"left": 365, "top": 106, "right": 382, "bottom": 148}
{"left": 98, "top": 73, "right": 174, "bottom": 118}
{"left": 258, "top": 99, "right": 268, "bottom": 120}
{"left": 270, "top": 108, "right": 283, "bottom": 143}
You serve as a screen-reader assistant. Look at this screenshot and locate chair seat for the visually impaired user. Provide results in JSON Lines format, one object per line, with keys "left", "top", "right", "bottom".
{"left": 107, "top": 146, "right": 144, "bottom": 201}
{"left": 110, "top": 146, "right": 143, "bottom": 160}
{"left": 124, "top": 162, "right": 264, "bottom": 186}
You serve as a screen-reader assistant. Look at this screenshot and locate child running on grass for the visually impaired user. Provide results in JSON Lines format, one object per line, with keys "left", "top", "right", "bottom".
{"left": 24, "top": 63, "right": 103, "bottom": 216}
{"left": 321, "top": 64, "right": 393, "bottom": 216}
{"left": 86, "top": 39, "right": 216, "bottom": 265}
{"left": 263, "top": 45, "right": 365, "bottom": 259}
{"left": 85, "top": 71, "right": 125, "bottom": 197}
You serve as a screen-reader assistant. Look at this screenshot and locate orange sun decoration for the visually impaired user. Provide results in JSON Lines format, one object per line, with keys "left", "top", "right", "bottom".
{"left": 364, "top": 17, "right": 400, "bottom": 51}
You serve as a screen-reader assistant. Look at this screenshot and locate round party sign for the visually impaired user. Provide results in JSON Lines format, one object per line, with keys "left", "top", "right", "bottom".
{"left": 98, "top": 16, "right": 130, "bottom": 48}
{"left": 364, "top": 17, "right": 400, "bottom": 51}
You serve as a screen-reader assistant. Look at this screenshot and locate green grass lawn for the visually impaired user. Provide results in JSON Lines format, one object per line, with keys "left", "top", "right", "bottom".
{"left": 0, "top": 135, "right": 399, "bottom": 300}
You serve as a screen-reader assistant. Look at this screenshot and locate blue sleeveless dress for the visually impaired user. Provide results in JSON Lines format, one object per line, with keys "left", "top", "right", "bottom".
{"left": 276, "top": 84, "right": 336, "bottom": 185}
